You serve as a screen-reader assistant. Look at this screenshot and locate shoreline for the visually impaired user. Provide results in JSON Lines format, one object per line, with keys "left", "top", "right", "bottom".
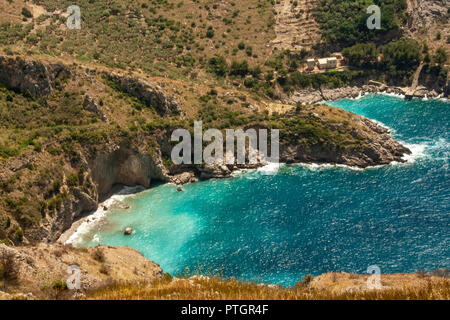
{"left": 285, "top": 83, "right": 449, "bottom": 105}
{"left": 58, "top": 185, "right": 145, "bottom": 245}
{"left": 61, "top": 90, "right": 435, "bottom": 246}
{"left": 63, "top": 136, "right": 427, "bottom": 248}
{"left": 58, "top": 92, "right": 438, "bottom": 276}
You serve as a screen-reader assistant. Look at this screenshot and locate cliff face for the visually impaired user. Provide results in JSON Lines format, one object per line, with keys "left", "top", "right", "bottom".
{"left": 0, "top": 56, "right": 69, "bottom": 98}
{"left": 90, "top": 145, "right": 170, "bottom": 197}
{"left": 406, "top": 0, "right": 449, "bottom": 32}
{"left": 104, "top": 72, "right": 182, "bottom": 117}
{"left": 11, "top": 144, "right": 170, "bottom": 243}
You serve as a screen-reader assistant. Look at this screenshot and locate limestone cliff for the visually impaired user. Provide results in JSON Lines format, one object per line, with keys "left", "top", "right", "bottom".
{"left": 406, "top": 0, "right": 449, "bottom": 33}
{"left": 89, "top": 145, "right": 169, "bottom": 197}
{"left": 104, "top": 71, "right": 182, "bottom": 117}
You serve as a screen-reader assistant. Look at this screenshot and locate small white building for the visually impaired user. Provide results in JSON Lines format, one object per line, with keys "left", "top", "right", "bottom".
{"left": 306, "top": 59, "right": 315, "bottom": 71}
{"left": 318, "top": 58, "right": 328, "bottom": 70}
{"left": 326, "top": 57, "right": 337, "bottom": 69}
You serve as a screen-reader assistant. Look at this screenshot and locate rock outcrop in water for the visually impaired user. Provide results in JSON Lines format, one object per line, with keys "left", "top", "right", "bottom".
{"left": 279, "top": 115, "right": 411, "bottom": 168}
{"left": 90, "top": 145, "right": 170, "bottom": 197}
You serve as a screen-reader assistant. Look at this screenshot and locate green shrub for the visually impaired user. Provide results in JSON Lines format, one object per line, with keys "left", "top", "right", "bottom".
{"left": 342, "top": 43, "right": 378, "bottom": 69}
{"left": 244, "top": 77, "right": 258, "bottom": 88}
{"left": 208, "top": 56, "right": 229, "bottom": 77}
{"left": 21, "top": 7, "right": 33, "bottom": 19}
{"left": 229, "top": 60, "right": 249, "bottom": 77}
{"left": 206, "top": 28, "right": 214, "bottom": 38}
{"left": 51, "top": 280, "right": 68, "bottom": 290}
{"left": 68, "top": 173, "right": 79, "bottom": 187}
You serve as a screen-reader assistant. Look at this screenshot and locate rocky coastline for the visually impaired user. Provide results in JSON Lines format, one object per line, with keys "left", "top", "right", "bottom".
{"left": 285, "top": 81, "right": 449, "bottom": 105}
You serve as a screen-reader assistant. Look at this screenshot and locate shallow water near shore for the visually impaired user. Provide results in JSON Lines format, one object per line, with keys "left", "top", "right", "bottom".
{"left": 76, "top": 95, "right": 449, "bottom": 286}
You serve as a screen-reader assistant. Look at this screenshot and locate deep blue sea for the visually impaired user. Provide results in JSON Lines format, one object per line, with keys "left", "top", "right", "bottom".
{"left": 76, "top": 94, "right": 449, "bottom": 286}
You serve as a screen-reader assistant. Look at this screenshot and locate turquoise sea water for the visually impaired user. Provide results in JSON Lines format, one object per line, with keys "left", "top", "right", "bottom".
{"left": 79, "top": 94, "right": 449, "bottom": 286}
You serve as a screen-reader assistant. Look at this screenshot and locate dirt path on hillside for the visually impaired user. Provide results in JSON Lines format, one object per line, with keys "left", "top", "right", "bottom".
{"left": 271, "top": 0, "right": 321, "bottom": 51}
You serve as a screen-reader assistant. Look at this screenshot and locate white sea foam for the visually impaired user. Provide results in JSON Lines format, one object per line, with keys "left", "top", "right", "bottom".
{"left": 257, "top": 162, "right": 284, "bottom": 175}
{"left": 379, "top": 91, "right": 406, "bottom": 99}
{"left": 293, "top": 162, "right": 365, "bottom": 171}
{"left": 371, "top": 119, "right": 397, "bottom": 135}
{"left": 92, "top": 234, "right": 101, "bottom": 243}
{"left": 401, "top": 143, "right": 427, "bottom": 163}
{"left": 65, "top": 186, "right": 144, "bottom": 246}
{"left": 399, "top": 138, "right": 449, "bottom": 164}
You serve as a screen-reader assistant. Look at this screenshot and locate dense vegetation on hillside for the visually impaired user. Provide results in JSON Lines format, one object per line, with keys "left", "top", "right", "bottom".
{"left": 315, "top": 0, "right": 407, "bottom": 51}
{"left": 1, "top": 0, "right": 447, "bottom": 95}
{"left": 342, "top": 38, "right": 448, "bottom": 85}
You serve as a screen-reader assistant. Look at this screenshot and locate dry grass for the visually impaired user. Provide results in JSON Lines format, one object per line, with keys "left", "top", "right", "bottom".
{"left": 0, "top": 250, "right": 19, "bottom": 283}
{"left": 86, "top": 274, "right": 450, "bottom": 300}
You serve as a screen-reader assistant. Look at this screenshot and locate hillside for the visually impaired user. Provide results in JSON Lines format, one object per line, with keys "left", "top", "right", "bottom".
{"left": 272, "top": 0, "right": 321, "bottom": 51}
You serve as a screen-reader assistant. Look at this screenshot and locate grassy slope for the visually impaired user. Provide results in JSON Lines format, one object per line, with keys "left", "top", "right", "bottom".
{"left": 1, "top": 0, "right": 275, "bottom": 79}
{"left": 0, "top": 0, "right": 448, "bottom": 300}
{"left": 86, "top": 273, "right": 450, "bottom": 300}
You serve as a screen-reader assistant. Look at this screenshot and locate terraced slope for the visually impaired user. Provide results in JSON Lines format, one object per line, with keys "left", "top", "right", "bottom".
{"left": 272, "top": 0, "right": 321, "bottom": 51}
